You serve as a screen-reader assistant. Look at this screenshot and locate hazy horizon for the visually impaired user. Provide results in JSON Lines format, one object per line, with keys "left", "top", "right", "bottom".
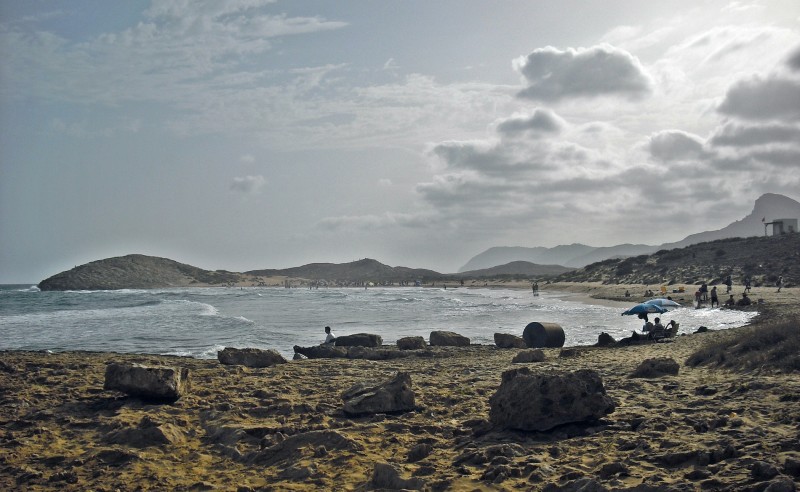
{"left": 2, "top": 1, "right": 800, "bottom": 283}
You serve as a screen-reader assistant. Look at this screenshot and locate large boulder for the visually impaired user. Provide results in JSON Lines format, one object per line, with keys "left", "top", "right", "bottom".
{"left": 293, "top": 345, "right": 348, "bottom": 359}
{"left": 429, "top": 331, "right": 470, "bottom": 347}
{"left": 522, "top": 322, "right": 565, "bottom": 348}
{"left": 342, "top": 372, "right": 415, "bottom": 416}
{"left": 335, "top": 333, "right": 383, "bottom": 348}
{"left": 217, "top": 347, "right": 287, "bottom": 368}
{"left": 489, "top": 368, "right": 615, "bottom": 431}
{"left": 104, "top": 363, "right": 190, "bottom": 402}
{"left": 494, "top": 333, "right": 527, "bottom": 349}
{"left": 397, "top": 336, "right": 426, "bottom": 350}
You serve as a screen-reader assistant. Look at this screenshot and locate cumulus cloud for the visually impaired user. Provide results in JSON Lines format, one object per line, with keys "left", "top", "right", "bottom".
{"left": 709, "top": 122, "right": 800, "bottom": 147}
{"left": 648, "top": 130, "right": 707, "bottom": 162}
{"left": 496, "top": 109, "right": 565, "bottom": 136}
{"left": 717, "top": 76, "right": 800, "bottom": 121}
{"left": 513, "top": 44, "right": 653, "bottom": 101}
{"left": 230, "top": 175, "right": 266, "bottom": 193}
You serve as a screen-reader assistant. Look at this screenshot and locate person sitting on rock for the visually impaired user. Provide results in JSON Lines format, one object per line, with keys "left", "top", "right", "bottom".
{"left": 322, "top": 326, "right": 336, "bottom": 345}
{"left": 724, "top": 295, "right": 735, "bottom": 307}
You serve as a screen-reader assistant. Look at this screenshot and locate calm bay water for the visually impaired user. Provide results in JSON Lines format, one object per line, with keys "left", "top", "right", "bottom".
{"left": 0, "top": 285, "right": 756, "bottom": 359}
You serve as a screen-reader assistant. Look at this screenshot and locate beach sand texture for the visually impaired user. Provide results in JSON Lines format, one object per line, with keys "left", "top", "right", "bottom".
{"left": 1, "top": 285, "right": 798, "bottom": 491}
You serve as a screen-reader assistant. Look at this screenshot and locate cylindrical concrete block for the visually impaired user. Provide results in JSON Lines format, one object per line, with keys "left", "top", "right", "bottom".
{"left": 522, "top": 322, "right": 565, "bottom": 348}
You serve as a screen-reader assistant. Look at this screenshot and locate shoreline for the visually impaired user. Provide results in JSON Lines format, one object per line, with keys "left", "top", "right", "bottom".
{"left": 1, "top": 285, "right": 797, "bottom": 490}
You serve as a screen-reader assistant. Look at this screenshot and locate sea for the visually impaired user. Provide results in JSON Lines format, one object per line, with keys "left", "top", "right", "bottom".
{"left": 0, "top": 284, "right": 757, "bottom": 359}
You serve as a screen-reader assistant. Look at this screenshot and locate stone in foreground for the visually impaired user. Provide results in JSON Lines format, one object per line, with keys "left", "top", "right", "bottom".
{"left": 489, "top": 368, "right": 615, "bottom": 431}
{"left": 104, "top": 362, "right": 189, "bottom": 401}
{"left": 335, "top": 333, "right": 383, "bottom": 347}
{"left": 494, "top": 333, "right": 527, "bottom": 349}
{"left": 217, "top": 347, "right": 287, "bottom": 368}
{"left": 342, "top": 372, "right": 415, "bottom": 416}
{"left": 429, "top": 330, "right": 470, "bottom": 347}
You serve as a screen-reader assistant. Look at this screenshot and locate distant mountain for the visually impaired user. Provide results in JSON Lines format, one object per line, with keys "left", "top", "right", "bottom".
{"left": 458, "top": 261, "right": 573, "bottom": 278}
{"left": 246, "top": 258, "right": 443, "bottom": 282}
{"left": 39, "top": 256, "right": 450, "bottom": 291}
{"left": 458, "top": 193, "right": 800, "bottom": 271}
{"left": 37, "top": 254, "right": 242, "bottom": 291}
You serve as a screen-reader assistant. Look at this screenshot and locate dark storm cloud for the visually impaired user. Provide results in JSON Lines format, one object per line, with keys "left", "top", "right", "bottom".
{"left": 717, "top": 76, "right": 800, "bottom": 121}
{"left": 514, "top": 44, "right": 653, "bottom": 101}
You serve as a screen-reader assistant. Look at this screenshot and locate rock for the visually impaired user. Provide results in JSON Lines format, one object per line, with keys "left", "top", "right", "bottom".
{"left": 245, "top": 430, "right": 360, "bottom": 466}
{"left": 106, "top": 417, "right": 185, "bottom": 448}
{"left": 631, "top": 357, "right": 680, "bottom": 378}
{"left": 596, "top": 332, "right": 616, "bottom": 347}
{"left": 763, "top": 478, "right": 796, "bottom": 492}
{"left": 293, "top": 345, "right": 348, "bottom": 359}
{"left": 397, "top": 336, "right": 426, "bottom": 350}
{"left": 542, "top": 478, "right": 606, "bottom": 491}
{"left": 696, "top": 326, "right": 709, "bottom": 333}
{"left": 371, "top": 462, "right": 425, "bottom": 491}
{"left": 512, "top": 349, "right": 546, "bottom": 363}
{"left": 342, "top": 372, "right": 415, "bottom": 416}
{"left": 407, "top": 443, "right": 433, "bottom": 463}
{"left": 335, "top": 333, "right": 382, "bottom": 347}
{"left": 104, "top": 362, "right": 189, "bottom": 401}
{"left": 217, "top": 347, "right": 287, "bottom": 368}
{"left": 346, "top": 347, "right": 410, "bottom": 360}
{"left": 489, "top": 368, "right": 615, "bottom": 431}
{"left": 0, "top": 360, "right": 18, "bottom": 373}
{"left": 559, "top": 348, "right": 584, "bottom": 358}
{"left": 494, "top": 333, "right": 527, "bottom": 349}
{"left": 752, "top": 460, "right": 780, "bottom": 480}
{"left": 429, "top": 331, "right": 470, "bottom": 347}
{"left": 784, "top": 457, "right": 800, "bottom": 477}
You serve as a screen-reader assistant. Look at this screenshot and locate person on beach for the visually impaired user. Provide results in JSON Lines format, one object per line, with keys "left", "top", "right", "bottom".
{"left": 725, "top": 275, "right": 732, "bottom": 293}
{"left": 666, "top": 320, "right": 679, "bottom": 337}
{"left": 323, "top": 326, "right": 336, "bottom": 345}
{"left": 777, "top": 276, "right": 783, "bottom": 293}
{"left": 700, "top": 282, "right": 708, "bottom": 301}
{"left": 736, "top": 292, "right": 751, "bottom": 307}
{"left": 649, "top": 317, "right": 665, "bottom": 339}
{"left": 724, "top": 294, "right": 735, "bottom": 307}
{"left": 710, "top": 286, "right": 719, "bottom": 308}
{"left": 745, "top": 276, "right": 752, "bottom": 293}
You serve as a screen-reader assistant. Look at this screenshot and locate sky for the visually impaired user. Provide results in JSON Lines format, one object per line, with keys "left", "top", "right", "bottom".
{"left": 2, "top": 1, "right": 800, "bottom": 283}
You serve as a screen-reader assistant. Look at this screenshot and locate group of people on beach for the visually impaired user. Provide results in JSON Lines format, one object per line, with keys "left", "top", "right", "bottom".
{"left": 638, "top": 313, "right": 679, "bottom": 340}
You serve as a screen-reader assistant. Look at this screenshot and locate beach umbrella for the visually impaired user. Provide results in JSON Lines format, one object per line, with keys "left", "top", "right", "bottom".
{"left": 621, "top": 303, "right": 667, "bottom": 316}
{"left": 644, "top": 298, "right": 681, "bottom": 308}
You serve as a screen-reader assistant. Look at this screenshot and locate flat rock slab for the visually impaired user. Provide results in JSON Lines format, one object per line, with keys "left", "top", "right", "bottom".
{"left": 335, "top": 333, "right": 382, "bottom": 347}
{"left": 489, "top": 368, "right": 615, "bottom": 431}
{"left": 217, "top": 347, "right": 287, "bottom": 368}
{"left": 104, "top": 362, "right": 189, "bottom": 402}
{"left": 429, "top": 331, "right": 470, "bottom": 347}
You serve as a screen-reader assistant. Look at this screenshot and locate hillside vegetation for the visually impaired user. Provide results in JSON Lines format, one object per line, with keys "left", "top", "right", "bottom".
{"left": 555, "top": 234, "right": 799, "bottom": 286}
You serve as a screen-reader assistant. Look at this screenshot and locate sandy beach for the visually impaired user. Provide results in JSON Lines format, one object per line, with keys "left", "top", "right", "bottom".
{"left": 1, "top": 284, "right": 798, "bottom": 491}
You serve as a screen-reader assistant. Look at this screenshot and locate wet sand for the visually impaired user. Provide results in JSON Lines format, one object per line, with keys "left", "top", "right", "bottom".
{"left": 1, "top": 286, "right": 797, "bottom": 491}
